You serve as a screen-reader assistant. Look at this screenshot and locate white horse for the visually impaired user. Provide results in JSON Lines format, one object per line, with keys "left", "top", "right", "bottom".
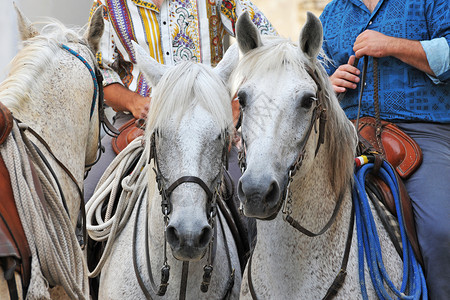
{"left": 94, "top": 42, "right": 241, "bottom": 299}
{"left": 0, "top": 6, "right": 104, "bottom": 299}
{"left": 233, "top": 12, "right": 403, "bottom": 299}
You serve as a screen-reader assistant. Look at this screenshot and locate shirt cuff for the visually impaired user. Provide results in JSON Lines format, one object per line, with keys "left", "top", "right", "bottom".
{"left": 100, "top": 68, "right": 123, "bottom": 87}
{"left": 420, "top": 37, "right": 450, "bottom": 84}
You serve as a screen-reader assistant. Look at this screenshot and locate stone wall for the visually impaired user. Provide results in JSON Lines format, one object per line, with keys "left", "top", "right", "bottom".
{"left": 251, "top": 0, "right": 329, "bottom": 40}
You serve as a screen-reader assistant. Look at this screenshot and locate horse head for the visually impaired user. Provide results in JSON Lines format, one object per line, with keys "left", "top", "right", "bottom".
{"left": 133, "top": 41, "right": 238, "bottom": 260}
{"left": 234, "top": 12, "right": 355, "bottom": 220}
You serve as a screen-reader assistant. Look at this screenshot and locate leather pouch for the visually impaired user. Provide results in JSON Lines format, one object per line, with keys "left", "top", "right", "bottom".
{"left": 353, "top": 116, "right": 422, "bottom": 179}
{"left": 111, "top": 118, "right": 144, "bottom": 155}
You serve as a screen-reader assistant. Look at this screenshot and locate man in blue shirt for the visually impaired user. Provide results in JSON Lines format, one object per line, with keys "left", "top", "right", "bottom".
{"left": 320, "top": 0, "right": 449, "bottom": 298}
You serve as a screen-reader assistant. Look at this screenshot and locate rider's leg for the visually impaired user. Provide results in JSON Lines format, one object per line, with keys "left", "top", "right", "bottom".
{"left": 398, "top": 122, "right": 450, "bottom": 300}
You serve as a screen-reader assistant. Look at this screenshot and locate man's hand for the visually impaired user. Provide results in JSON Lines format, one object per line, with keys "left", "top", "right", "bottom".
{"left": 330, "top": 55, "right": 360, "bottom": 94}
{"left": 103, "top": 83, "right": 151, "bottom": 119}
{"left": 129, "top": 93, "right": 150, "bottom": 120}
{"left": 353, "top": 30, "right": 393, "bottom": 58}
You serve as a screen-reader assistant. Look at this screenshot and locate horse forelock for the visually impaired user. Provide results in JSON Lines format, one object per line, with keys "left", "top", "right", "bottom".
{"left": 232, "top": 36, "right": 356, "bottom": 194}
{"left": 146, "top": 61, "right": 233, "bottom": 137}
{"left": 232, "top": 36, "right": 306, "bottom": 93}
{"left": 0, "top": 20, "right": 87, "bottom": 113}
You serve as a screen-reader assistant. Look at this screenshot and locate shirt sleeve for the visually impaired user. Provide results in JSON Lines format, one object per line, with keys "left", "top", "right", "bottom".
{"left": 319, "top": 5, "right": 337, "bottom": 76}
{"left": 420, "top": 38, "right": 450, "bottom": 83}
{"left": 89, "top": 1, "right": 123, "bottom": 87}
{"left": 219, "top": 0, "right": 277, "bottom": 37}
{"left": 423, "top": 0, "right": 450, "bottom": 83}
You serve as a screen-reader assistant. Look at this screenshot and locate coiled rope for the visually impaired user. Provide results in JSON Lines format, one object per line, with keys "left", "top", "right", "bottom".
{"left": 0, "top": 122, "right": 88, "bottom": 300}
{"left": 86, "top": 137, "right": 147, "bottom": 277}
{"left": 353, "top": 160, "right": 427, "bottom": 300}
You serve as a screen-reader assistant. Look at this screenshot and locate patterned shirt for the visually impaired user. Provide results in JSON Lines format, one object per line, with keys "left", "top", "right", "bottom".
{"left": 90, "top": 0, "right": 275, "bottom": 97}
{"left": 320, "top": 0, "right": 449, "bottom": 122}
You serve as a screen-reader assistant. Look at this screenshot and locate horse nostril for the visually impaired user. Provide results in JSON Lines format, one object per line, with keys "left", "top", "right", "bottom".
{"left": 197, "top": 225, "right": 213, "bottom": 248}
{"left": 166, "top": 226, "right": 180, "bottom": 247}
{"left": 237, "top": 179, "right": 246, "bottom": 201}
{"left": 265, "top": 181, "right": 280, "bottom": 204}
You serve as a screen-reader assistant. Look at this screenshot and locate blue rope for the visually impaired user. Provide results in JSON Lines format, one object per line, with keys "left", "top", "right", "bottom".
{"left": 353, "top": 161, "right": 427, "bottom": 300}
{"left": 61, "top": 44, "right": 98, "bottom": 120}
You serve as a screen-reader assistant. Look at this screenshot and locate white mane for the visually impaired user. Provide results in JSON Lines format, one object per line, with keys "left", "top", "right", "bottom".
{"left": 232, "top": 35, "right": 357, "bottom": 194}
{"left": 146, "top": 61, "right": 233, "bottom": 134}
{"left": 0, "top": 20, "right": 86, "bottom": 113}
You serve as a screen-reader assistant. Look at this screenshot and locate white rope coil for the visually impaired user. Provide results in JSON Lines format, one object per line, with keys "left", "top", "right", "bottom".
{"left": 86, "top": 137, "right": 148, "bottom": 278}
{"left": 0, "top": 123, "right": 88, "bottom": 300}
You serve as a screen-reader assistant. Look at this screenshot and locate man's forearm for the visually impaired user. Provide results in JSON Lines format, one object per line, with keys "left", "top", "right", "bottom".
{"left": 103, "top": 83, "right": 151, "bottom": 119}
{"left": 388, "top": 37, "right": 435, "bottom": 76}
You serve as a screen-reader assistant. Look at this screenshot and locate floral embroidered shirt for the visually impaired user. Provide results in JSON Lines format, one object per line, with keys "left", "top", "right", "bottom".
{"left": 91, "top": 0, "right": 276, "bottom": 96}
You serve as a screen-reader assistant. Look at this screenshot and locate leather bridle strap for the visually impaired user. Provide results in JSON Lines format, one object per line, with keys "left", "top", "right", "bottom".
{"left": 248, "top": 189, "right": 354, "bottom": 300}
{"left": 322, "top": 201, "right": 355, "bottom": 300}
{"left": 284, "top": 187, "right": 346, "bottom": 237}
{"left": 179, "top": 261, "right": 189, "bottom": 300}
{"left": 166, "top": 176, "right": 213, "bottom": 200}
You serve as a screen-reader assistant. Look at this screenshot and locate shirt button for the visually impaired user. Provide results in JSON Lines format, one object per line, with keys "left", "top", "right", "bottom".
{"left": 369, "top": 21, "right": 373, "bottom": 25}
{"left": 166, "top": 52, "right": 170, "bottom": 55}
{"left": 163, "top": 21, "right": 167, "bottom": 25}
{"left": 364, "top": 82, "right": 367, "bottom": 86}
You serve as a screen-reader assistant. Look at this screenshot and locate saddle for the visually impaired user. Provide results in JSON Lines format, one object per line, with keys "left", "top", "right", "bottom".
{"left": 353, "top": 116, "right": 423, "bottom": 265}
{"left": 354, "top": 117, "right": 422, "bottom": 179}
{"left": 0, "top": 102, "right": 32, "bottom": 295}
{"left": 111, "top": 118, "right": 144, "bottom": 155}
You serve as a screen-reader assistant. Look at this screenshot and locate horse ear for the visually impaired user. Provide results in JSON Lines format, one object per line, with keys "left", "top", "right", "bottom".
{"left": 214, "top": 43, "right": 239, "bottom": 83}
{"left": 14, "top": 3, "right": 39, "bottom": 41}
{"left": 85, "top": 6, "right": 104, "bottom": 55}
{"left": 131, "top": 40, "right": 169, "bottom": 87}
{"left": 236, "top": 11, "right": 262, "bottom": 54}
{"left": 299, "top": 12, "right": 323, "bottom": 61}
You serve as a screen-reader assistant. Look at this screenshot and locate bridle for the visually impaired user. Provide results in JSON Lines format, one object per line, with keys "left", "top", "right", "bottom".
{"left": 238, "top": 64, "right": 355, "bottom": 299}
{"left": 131, "top": 130, "right": 235, "bottom": 299}
{"left": 238, "top": 65, "right": 329, "bottom": 221}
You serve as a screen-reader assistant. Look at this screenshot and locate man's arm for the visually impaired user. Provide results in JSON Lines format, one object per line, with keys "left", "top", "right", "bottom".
{"left": 353, "top": 30, "right": 434, "bottom": 76}
{"left": 104, "top": 83, "right": 150, "bottom": 119}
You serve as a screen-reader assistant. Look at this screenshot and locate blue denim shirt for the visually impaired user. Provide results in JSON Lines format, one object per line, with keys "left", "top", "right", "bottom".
{"left": 320, "top": 0, "right": 450, "bottom": 122}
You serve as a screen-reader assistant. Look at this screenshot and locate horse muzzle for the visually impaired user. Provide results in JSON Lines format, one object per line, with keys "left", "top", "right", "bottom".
{"left": 166, "top": 222, "right": 212, "bottom": 261}
{"left": 238, "top": 173, "right": 283, "bottom": 219}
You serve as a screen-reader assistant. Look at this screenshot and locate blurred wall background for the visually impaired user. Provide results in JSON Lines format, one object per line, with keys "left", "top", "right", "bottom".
{"left": 0, "top": 0, "right": 328, "bottom": 80}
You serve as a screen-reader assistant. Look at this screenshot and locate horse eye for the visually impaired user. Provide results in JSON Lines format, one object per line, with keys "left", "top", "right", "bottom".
{"left": 237, "top": 90, "right": 247, "bottom": 108}
{"left": 301, "top": 95, "right": 316, "bottom": 109}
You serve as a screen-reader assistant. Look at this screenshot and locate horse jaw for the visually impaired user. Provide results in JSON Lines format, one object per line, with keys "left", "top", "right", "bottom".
{"left": 132, "top": 40, "right": 169, "bottom": 87}
{"left": 14, "top": 3, "right": 39, "bottom": 41}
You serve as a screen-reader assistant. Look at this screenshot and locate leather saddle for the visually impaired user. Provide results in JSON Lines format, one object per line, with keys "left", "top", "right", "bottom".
{"left": 111, "top": 118, "right": 145, "bottom": 155}
{"left": 354, "top": 117, "right": 422, "bottom": 179}
{"left": 0, "top": 102, "right": 32, "bottom": 295}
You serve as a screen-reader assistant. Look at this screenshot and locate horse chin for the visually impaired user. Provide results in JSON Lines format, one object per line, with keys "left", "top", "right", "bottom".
{"left": 242, "top": 195, "right": 283, "bottom": 220}
{"left": 171, "top": 247, "right": 207, "bottom": 262}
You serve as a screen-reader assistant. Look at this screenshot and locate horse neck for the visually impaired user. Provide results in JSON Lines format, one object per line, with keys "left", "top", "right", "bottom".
{"left": 4, "top": 44, "right": 97, "bottom": 223}
{"left": 256, "top": 142, "right": 353, "bottom": 257}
